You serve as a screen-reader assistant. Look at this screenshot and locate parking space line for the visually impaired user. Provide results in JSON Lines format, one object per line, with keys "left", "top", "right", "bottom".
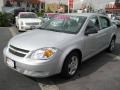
{"left": 38, "top": 82, "right": 59, "bottom": 90}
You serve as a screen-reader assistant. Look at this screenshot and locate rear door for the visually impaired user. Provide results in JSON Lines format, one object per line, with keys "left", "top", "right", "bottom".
{"left": 98, "top": 16, "right": 112, "bottom": 48}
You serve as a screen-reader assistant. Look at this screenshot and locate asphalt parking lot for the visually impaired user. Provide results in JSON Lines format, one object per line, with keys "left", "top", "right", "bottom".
{"left": 0, "top": 27, "right": 120, "bottom": 90}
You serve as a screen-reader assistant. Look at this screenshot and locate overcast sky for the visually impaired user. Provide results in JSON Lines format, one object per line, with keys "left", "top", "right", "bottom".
{"left": 45, "top": 0, "right": 115, "bottom": 9}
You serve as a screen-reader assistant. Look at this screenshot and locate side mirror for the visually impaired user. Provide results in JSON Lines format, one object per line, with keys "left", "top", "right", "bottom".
{"left": 85, "top": 27, "right": 98, "bottom": 35}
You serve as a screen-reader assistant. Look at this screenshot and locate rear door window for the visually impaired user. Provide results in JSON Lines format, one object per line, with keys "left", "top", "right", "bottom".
{"left": 99, "top": 16, "right": 111, "bottom": 29}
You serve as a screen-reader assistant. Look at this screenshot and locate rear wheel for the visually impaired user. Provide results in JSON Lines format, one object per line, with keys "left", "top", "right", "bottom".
{"left": 107, "top": 37, "right": 116, "bottom": 52}
{"left": 18, "top": 26, "right": 24, "bottom": 32}
{"left": 61, "top": 51, "right": 81, "bottom": 78}
{"left": 17, "top": 25, "right": 20, "bottom": 31}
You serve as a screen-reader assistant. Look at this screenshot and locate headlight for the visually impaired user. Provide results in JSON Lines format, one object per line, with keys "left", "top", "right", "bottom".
{"left": 30, "top": 47, "right": 57, "bottom": 60}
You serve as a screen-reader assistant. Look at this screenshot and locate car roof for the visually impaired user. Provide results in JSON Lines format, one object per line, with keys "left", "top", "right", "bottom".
{"left": 62, "top": 13, "right": 107, "bottom": 18}
{"left": 3, "top": 7, "right": 24, "bottom": 13}
{"left": 19, "top": 12, "right": 35, "bottom": 14}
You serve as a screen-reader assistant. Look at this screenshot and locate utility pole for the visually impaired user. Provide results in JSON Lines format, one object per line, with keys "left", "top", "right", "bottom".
{"left": 68, "top": 0, "right": 69, "bottom": 13}
{"left": 58, "top": 0, "right": 62, "bottom": 13}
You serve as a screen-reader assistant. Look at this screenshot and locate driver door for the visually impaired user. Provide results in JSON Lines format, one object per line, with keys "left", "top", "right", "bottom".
{"left": 83, "top": 16, "right": 100, "bottom": 57}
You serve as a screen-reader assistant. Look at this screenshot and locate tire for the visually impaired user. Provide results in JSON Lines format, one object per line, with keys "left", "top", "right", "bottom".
{"left": 16, "top": 23, "right": 18, "bottom": 28}
{"left": 18, "top": 26, "right": 23, "bottom": 32}
{"left": 17, "top": 26, "right": 20, "bottom": 32}
{"left": 107, "top": 37, "right": 116, "bottom": 52}
{"left": 18, "top": 30, "right": 21, "bottom": 32}
{"left": 61, "top": 51, "right": 81, "bottom": 78}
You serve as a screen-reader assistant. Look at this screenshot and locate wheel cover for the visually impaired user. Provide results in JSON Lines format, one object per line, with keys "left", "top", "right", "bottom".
{"left": 68, "top": 56, "right": 79, "bottom": 75}
{"left": 110, "top": 39, "right": 115, "bottom": 51}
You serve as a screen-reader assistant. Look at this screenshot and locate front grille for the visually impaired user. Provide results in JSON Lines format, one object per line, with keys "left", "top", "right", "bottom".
{"left": 10, "top": 45, "right": 29, "bottom": 53}
{"left": 26, "top": 22, "right": 39, "bottom": 25}
{"left": 9, "top": 48, "right": 25, "bottom": 57}
{"left": 9, "top": 45, "right": 29, "bottom": 57}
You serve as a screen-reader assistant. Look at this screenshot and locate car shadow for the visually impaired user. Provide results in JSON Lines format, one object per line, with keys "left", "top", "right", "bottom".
{"left": 30, "top": 49, "right": 120, "bottom": 86}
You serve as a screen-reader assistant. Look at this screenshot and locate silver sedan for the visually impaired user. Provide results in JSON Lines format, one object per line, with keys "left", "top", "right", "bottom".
{"left": 3, "top": 13, "right": 117, "bottom": 78}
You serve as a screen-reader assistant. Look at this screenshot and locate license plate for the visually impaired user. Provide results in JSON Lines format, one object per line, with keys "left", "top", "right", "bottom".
{"left": 6, "top": 58, "right": 14, "bottom": 68}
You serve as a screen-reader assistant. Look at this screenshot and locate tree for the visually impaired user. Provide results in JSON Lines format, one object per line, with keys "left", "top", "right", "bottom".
{"left": 47, "top": 7, "right": 53, "bottom": 13}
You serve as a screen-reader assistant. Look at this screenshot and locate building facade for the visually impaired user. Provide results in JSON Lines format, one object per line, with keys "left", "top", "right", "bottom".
{"left": 1, "top": 0, "right": 45, "bottom": 12}
{"left": 105, "top": 0, "right": 120, "bottom": 13}
{"left": 45, "top": 3, "right": 59, "bottom": 13}
{"left": 116, "top": 0, "right": 120, "bottom": 3}
{"left": 45, "top": 3, "right": 66, "bottom": 13}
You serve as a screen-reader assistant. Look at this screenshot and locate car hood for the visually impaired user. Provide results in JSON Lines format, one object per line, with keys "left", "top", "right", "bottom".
{"left": 9, "top": 30, "right": 75, "bottom": 51}
{"left": 19, "top": 18, "right": 41, "bottom": 22}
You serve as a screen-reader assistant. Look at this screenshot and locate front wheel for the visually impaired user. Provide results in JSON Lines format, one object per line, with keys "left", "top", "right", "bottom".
{"left": 107, "top": 38, "right": 116, "bottom": 52}
{"left": 61, "top": 52, "right": 80, "bottom": 78}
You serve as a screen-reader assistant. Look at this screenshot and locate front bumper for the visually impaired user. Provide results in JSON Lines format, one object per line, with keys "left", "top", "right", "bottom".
{"left": 19, "top": 25, "right": 41, "bottom": 31}
{"left": 3, "top": 47, "right": 61, "bottom": 77}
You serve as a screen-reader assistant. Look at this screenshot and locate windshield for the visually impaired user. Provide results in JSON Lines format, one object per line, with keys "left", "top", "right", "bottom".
{"left": 20, "top": 13, "right": 37, "bottom": 18}
{"left": 40, "top": 15, "right": 87, "bottom": 34}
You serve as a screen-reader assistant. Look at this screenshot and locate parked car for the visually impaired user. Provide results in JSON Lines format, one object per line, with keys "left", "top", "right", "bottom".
{"left": 111, "top": 19, "right": 120, "bottom": 27}
{"left": 3, "top": 7, "right": 25, "bottom": 24}
{"left": 43, "top": 13, "right": 58, "bottom": 22}
{"left": 15, "top": 12, "right": 43, "bottom": 31}
{"left": 3, "top": 13, "right": 117, "bottom": 78}
{"left": 116, "top": 16, "right": 120, "bottom": 20}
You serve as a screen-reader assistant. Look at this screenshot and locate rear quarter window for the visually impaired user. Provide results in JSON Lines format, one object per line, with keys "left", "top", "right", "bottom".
{"left": 99, "top": 16, "right": 111, "bottom": 29}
